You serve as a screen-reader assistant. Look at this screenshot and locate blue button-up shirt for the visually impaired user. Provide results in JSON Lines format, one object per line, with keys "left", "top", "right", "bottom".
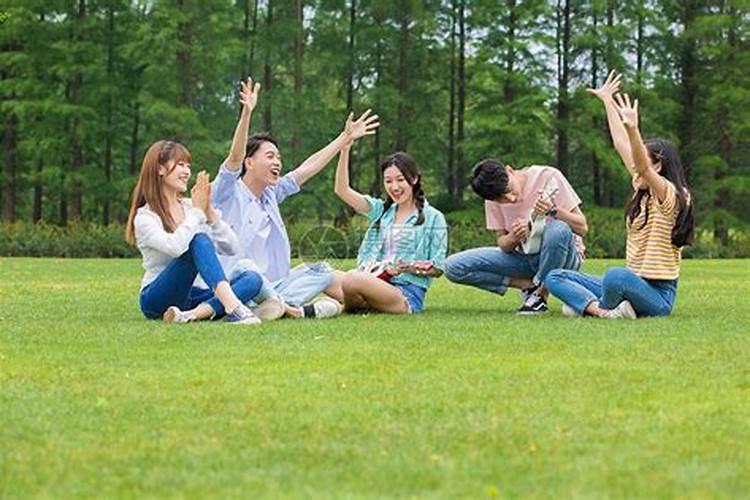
{"left": 356, "top": 195, "right": 448, "bottom": 289}
{"left": 212, "top": 162, "right": 300, "bottom": 282}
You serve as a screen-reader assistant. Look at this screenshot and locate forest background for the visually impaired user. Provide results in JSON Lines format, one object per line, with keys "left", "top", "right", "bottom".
{"left": 1, "top": 0, "right": 748, "bottom": 258}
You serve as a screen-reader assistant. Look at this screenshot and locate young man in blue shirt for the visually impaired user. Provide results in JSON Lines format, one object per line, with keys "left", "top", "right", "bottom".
{"left": 211, "top": 77, "right": 379, "bottom": 319}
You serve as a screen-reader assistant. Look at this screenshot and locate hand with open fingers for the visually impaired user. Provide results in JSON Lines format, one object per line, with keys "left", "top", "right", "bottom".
{"left": 532, "top": 189, "right": 554, "bottom": 217}
{"left": 613, "top": 93, "right": 639, "bottom": 130}
{"left": 239, "top": 76, "right": 261, "bottom": 112}
{"left": 511, "top": 218, "right": 529, "bottom": 243}
{"left": 345, "top": 109, "right": 380, "bottom": 142}
{"left": 191, "top": 171, "right": 211, "bottom": 214}
{"left": 587, "top": 70, "right": 622, "bottom": 102}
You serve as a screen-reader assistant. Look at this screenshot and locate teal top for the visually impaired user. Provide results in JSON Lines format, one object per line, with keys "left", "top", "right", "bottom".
{"left": 356, "top": 195, "right": 448, "bottom": 289}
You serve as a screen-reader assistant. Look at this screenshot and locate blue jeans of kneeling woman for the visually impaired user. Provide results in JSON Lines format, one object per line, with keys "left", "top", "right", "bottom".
{"left": 443, "top": 220, "right": 581, "bottom": 295}
{"left": 140, "top": 233, "right": 263, "bottom": 319}
{"left": 546, "top": 267, "right": 678, "bottom": 317}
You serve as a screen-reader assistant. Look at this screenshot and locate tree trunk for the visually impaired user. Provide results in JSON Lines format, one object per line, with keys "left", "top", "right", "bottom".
{"left": 263, "top": 0, "right": 273, "bottom": 132}
{"left": 504, "top": 0, "right": 516, "bottom": 105}
{"left": 103, "top": 4, "right": 115, "bottom": 225}
{"left": 555, "top": 0, "right": 570, "bottom": 177}
{"left": 713, "top": 2, "right": 734, "bottom": 244}
{"left": 370, "top": 37, "right": 383, "bottom": 197}
{"left": 455, "top": 0, "right": 466, "bottom": 203}
{"left": 68, "top": 0, "right": 87, "bottom": 223}
{"left": 129, "top": 100, "right": 140, "bottom": 176}
{"left": 604, "top": 0, "right": 616, "bottom": 207}
{"left": 678, "top": 1, "right": 699, "bottom": 183}
{"left": 591, "top": 4, "right": 602, "bottom": 205}
{"left": 33, "top": 157, "right": 43, "bottom": 223}
{"left": 446, "top": 0, "right": 457, "bottom": 200}
{"left": 245, "top": 0, "right": 259, "bottom": 76}
{"left": 395, "top": 0, "right": 410, "bottom": 151}
{"left": 346, "top": 0, "right": 357, "bottom": 188}
{"left": 1, "top": 112, "right": 18, "bottom": 223}
{"left": 636, "top": 0, "right": 644, "bottom": 84}
{"left": 176, "top": 0, "right": 193, "bottom": 108}
{"left": 292, "top": 0, "right": 304, "bottom": 166}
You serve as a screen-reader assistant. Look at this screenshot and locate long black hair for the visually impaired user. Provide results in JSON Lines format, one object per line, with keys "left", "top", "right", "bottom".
{"left": 625, "top": 138, "right": 695, "bottom": 247}
{"left": 373, "top": 152, "right": 425, "bottom": 229}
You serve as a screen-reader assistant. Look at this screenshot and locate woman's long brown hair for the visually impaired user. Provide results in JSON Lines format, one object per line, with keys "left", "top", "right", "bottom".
{"left": 125, "top": 140, "right": 192, "bottom": 245}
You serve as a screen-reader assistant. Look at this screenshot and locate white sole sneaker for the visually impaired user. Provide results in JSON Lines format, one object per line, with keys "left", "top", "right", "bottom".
{"left": 253, "top": 298, "right": 286, "bottom": 321}
{"left": 605, "top": 300, "right": 637, "bottom": 320}
{"left": 163, "top": 306, "right": 195, "bottom": 324}
{"left": 311, "top": 298, "right": 344, "bottom": 319}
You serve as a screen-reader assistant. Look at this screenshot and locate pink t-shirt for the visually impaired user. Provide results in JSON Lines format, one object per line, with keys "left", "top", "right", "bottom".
{"left": 484, "top": 165, "right": 585, "bottom": 257}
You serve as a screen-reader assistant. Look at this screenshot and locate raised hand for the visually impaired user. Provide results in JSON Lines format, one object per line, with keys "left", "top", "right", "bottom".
{"left": 587, "top": 70, "right": 622, "bottom": 102}
{"left": 190, "top": 171, "right": 211, "bottom": 214}
{"left": 239, "top": 76, "right": 261, "bottom": 113}
{"left": 344, "top": 109, "right": 380, "bottom": 142}
{"left": 613, "top": 93, "right": 639, "bottom": 130}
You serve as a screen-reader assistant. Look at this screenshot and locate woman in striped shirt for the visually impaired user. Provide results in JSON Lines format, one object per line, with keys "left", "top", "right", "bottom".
{"left": 546, "top": 71, "right": 695, "bottom": 319}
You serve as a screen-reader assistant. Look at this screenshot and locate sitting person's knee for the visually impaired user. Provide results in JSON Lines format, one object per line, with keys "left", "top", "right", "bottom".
{"left": 602, "top": 267, "right": 630, "bottom": 285}
{"left": 341, "top": 272, "right": 363, "bottom": 294}
{"left": 444, "top": 254, "right": 466, "bottom": 282}
{"left": 189, "top": 232, "right": 212, "bottom": 249}
{"left": 544, "top": 268, "right": 567, "bottom": 286}
{"left": 542, "top": 220, "right": 573, "bottom": 246}
{"left": 602, "top": 268, "right": 631, "bottom": 294}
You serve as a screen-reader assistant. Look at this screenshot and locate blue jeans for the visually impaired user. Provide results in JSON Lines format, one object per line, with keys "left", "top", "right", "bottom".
{"left": 444, "top": 220, "right": 581, "bottom": 295}
{"left": 230, "top": 260, "right": 335, "bottom": 307}
{"left": 140, "top": 233, "right": 263, "bottom": 319}
{"left": 546, "top": 267, "right": 678, "bottom": 317}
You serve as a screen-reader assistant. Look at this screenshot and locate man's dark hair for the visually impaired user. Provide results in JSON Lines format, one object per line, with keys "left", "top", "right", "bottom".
{"left": 240, "top": 132, "right": 279, "bottom": 178}
{"left": 470, "top": 158, "right": 509, "bottom": 201}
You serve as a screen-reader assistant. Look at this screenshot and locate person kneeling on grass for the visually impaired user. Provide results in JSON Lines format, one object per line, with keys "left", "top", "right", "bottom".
{"left": 545, "top": 71, "right": 695, "bottom": 319}
{"left": 443, "top": 158, "right": 588, "bottom": 315}
{"left": 334, "top": 129, "right": 448, "bottom": 314}
{"left": 125, "top": 140, "right": 274, "bottom": 325}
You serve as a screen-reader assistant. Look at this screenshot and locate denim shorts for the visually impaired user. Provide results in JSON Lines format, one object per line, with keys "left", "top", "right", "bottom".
{"left": 393, "top": 282, "right": 427, "bottom": 314}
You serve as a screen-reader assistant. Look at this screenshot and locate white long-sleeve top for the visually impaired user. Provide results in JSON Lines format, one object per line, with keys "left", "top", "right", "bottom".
{"left": 134, "top": 198, "right": 239, "bottom": 290}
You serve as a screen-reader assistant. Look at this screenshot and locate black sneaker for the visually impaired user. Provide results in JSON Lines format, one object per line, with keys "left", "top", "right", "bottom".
{"left": 517, "top": 288, "right": 549, "bottom": 315}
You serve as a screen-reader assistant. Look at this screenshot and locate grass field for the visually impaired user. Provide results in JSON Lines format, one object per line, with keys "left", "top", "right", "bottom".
{"left": 1, "top": 258, "right": 749, "bottom": 498}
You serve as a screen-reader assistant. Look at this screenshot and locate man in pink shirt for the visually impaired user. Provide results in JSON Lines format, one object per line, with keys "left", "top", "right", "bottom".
{"left": 444, "top": 159, "right": 589, "bottom": 314}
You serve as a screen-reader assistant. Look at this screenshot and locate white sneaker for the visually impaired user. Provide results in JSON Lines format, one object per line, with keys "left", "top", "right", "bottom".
{"left": 310, "top": 298, "right": 344, "bottom": 319}
{"left": 163, "top": 306, "right": 196, "bottom": 324}
{"left": 604, "top": 300, "right": 637, "bottom": 320}
{"left": 561, "top": 304, "right": 579, "bottom": 317}
{"left": 225, "top": 304, "right": 262, "bottom": 325}
{"left": 253, "top": 297, "right": 286, "bottom": 321}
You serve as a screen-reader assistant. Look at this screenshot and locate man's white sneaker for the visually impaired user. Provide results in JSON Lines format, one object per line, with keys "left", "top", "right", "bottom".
{"left": 225, "top": 304, "right": 262, "bottom": 325}
{"left": 603, "top": 300, "right": 637, "bottom": 320}
{"left": 163, "top": 306, "right": 196, "bottom": 324}
{"left": 253, "top": 297, "right": 286, "bottom": 321}
{"left": 310, "top": 298, "right": 344, "bottom": 319}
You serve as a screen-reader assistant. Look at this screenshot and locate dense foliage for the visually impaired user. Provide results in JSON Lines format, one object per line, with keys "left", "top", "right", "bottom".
{"left": 1, "top": 1, "right": 748, "bottom": 254}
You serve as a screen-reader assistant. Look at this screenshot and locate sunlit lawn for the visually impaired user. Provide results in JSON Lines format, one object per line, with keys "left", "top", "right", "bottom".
{"left": 1, "top": 258, "right": 748, "bottom": 498}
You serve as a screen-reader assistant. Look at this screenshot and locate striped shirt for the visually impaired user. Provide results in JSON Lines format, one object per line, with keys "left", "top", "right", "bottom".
{"left": 626, "top": 180, "right": 682, "bottom": 280}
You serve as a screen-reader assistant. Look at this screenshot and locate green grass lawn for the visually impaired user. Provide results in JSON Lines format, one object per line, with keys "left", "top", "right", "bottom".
{"left": 1, "top": 258, "right": 749, "bottom": 498}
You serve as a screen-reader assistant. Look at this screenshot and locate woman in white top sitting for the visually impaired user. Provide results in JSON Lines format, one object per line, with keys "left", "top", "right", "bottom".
{"left": 125, "top": 140, "right": 264, "bottom": 324}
